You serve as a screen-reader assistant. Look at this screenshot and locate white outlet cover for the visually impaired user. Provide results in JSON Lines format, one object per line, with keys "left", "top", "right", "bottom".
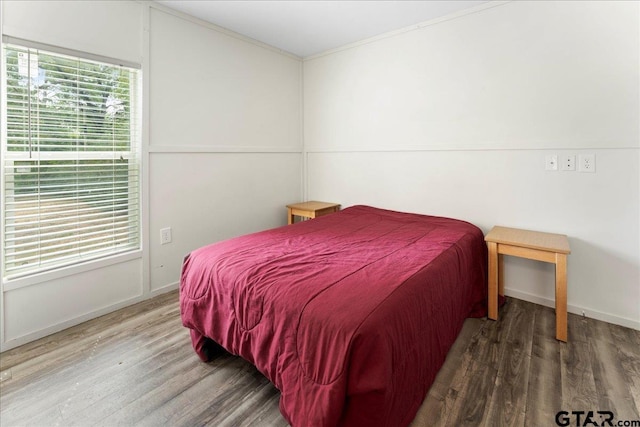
{"left": 561, "top": 155, "right": 576, "bottom": 171}
{"left": 578, "top": 154, "right": 596, "bottom": 173}
{"left": 545, "top": 155, "right": 558, "bottom": 171}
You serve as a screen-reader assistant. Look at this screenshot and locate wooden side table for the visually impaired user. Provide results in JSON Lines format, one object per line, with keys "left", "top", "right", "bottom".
{"left": 485, "top": 226, "right": 571, "bottom": 342}
{"left": 286, "top": 201, "right": 341, "bottom": 225}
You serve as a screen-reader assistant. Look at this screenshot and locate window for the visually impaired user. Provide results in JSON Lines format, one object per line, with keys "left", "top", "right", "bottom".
{"left": 2, "top": 41, "right": 141, "bottom": 280}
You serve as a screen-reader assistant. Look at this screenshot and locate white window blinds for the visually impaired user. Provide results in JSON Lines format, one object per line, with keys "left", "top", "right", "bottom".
{"left": 2, "top": 43, "right": 141, "bottom": 280}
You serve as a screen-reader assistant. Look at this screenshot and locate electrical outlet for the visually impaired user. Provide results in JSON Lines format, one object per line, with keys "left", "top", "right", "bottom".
{"left": 545, "top": 155, "right": 558, "bottom": 171}
{"left": 160, "top": 227, "right": 172, "bottom": 245}
{"left": 578, "top": 154, "right": 596, "bottom": 173}
{"left": 561, "top": 155, "right": 576, "bottom": 171}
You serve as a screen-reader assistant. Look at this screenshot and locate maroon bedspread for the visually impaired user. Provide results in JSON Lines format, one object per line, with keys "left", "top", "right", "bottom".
{"left": 180, "top": 205, "right": 487, "bottom": 426}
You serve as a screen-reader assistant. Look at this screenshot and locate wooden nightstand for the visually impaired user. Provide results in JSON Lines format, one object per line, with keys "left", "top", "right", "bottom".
{"left": 485, "top": 226, "right": 571, "bottom": 342}
{"left": 286, "top": 201, "right": 340, "bottom": 225}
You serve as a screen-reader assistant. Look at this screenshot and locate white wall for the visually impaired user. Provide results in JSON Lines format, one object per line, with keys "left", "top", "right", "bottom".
{"left": 0, "top": 1, "right": 302, "bottom": 351}
{"left": 149, "top": 8, "right": 301, "bottom": 152}
{"left": 304, "top": 1, "right": 640, "bottom": 329}
{"left": 147, "top": 8, "right": 302, "bottom": 292}
{"left": 149, "top": 152, "right": 301, "bottom": 290}
{"left": 1, "top": 0, "right": 143, "bottom": 64}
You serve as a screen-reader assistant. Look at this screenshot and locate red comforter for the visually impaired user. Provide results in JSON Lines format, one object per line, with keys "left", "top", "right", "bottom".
{"left": 180, "top": 205, "right": 487, "bottom": 426}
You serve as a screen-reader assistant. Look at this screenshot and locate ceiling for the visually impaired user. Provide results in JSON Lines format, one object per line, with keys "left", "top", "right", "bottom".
{"left": 157, "top": 1, "right": 489, "bottom": 58}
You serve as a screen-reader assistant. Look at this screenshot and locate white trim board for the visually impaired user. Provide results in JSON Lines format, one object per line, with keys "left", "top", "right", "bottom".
{"left": 148, "top": 1, "right": 301, "bottom": 61}
{"left": 148, "top": 145, "right": 302, "bottom": 154}
{"left": 0, "top": 282, "right": 180, "bottom": 353}
{"left": 303, "top": 1, "right": 511, "bottom": 61}
{"left": 504, "top": 288, "right": 640, "bottom": 332}
{"left": 0, "top": 293, "right": 142, "bottom": 353}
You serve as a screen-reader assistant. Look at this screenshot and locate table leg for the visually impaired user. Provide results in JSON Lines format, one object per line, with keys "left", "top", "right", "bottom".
{"left": 287, "top": 208, "right": 294, "bottom": 225}
{"left": 498, "top": 253, "right": 504, "bottom": 297}
{"left": 488, "top": 241, "right": 498, "bottom": 320}
{"left": 555, "top": 253, "right": 568, "bottom": 342}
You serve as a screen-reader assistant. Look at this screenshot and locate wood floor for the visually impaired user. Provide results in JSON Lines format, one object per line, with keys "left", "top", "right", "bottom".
{"left": 1, "top": 291, "right": 638, "bottom": 427}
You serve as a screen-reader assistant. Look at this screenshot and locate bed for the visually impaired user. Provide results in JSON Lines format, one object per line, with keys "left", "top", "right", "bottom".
{"left": 180, "top": 205, "right": 487, "bottom": 426}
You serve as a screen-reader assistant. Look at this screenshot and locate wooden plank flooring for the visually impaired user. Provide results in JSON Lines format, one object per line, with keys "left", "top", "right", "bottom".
{"left": 1, "top": 291, "right": 639, "bottom": 426}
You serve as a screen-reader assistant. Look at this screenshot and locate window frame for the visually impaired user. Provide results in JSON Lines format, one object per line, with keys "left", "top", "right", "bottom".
{"left": 1, "top": 37, "right": 143, "bottom": 287}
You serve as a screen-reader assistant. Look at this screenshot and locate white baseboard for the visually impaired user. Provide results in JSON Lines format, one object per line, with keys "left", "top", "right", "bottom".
{"left": 150, "top": 281, "right": 179, "bottom": 297}
{"left": 0, "top": 283, "right": 180, "bottom": 353}
{"left": 2, "top": 282, "right": 636, "bottom": 352}
{"left": 504, "top": 288, "right": 640, "bottom": 331}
